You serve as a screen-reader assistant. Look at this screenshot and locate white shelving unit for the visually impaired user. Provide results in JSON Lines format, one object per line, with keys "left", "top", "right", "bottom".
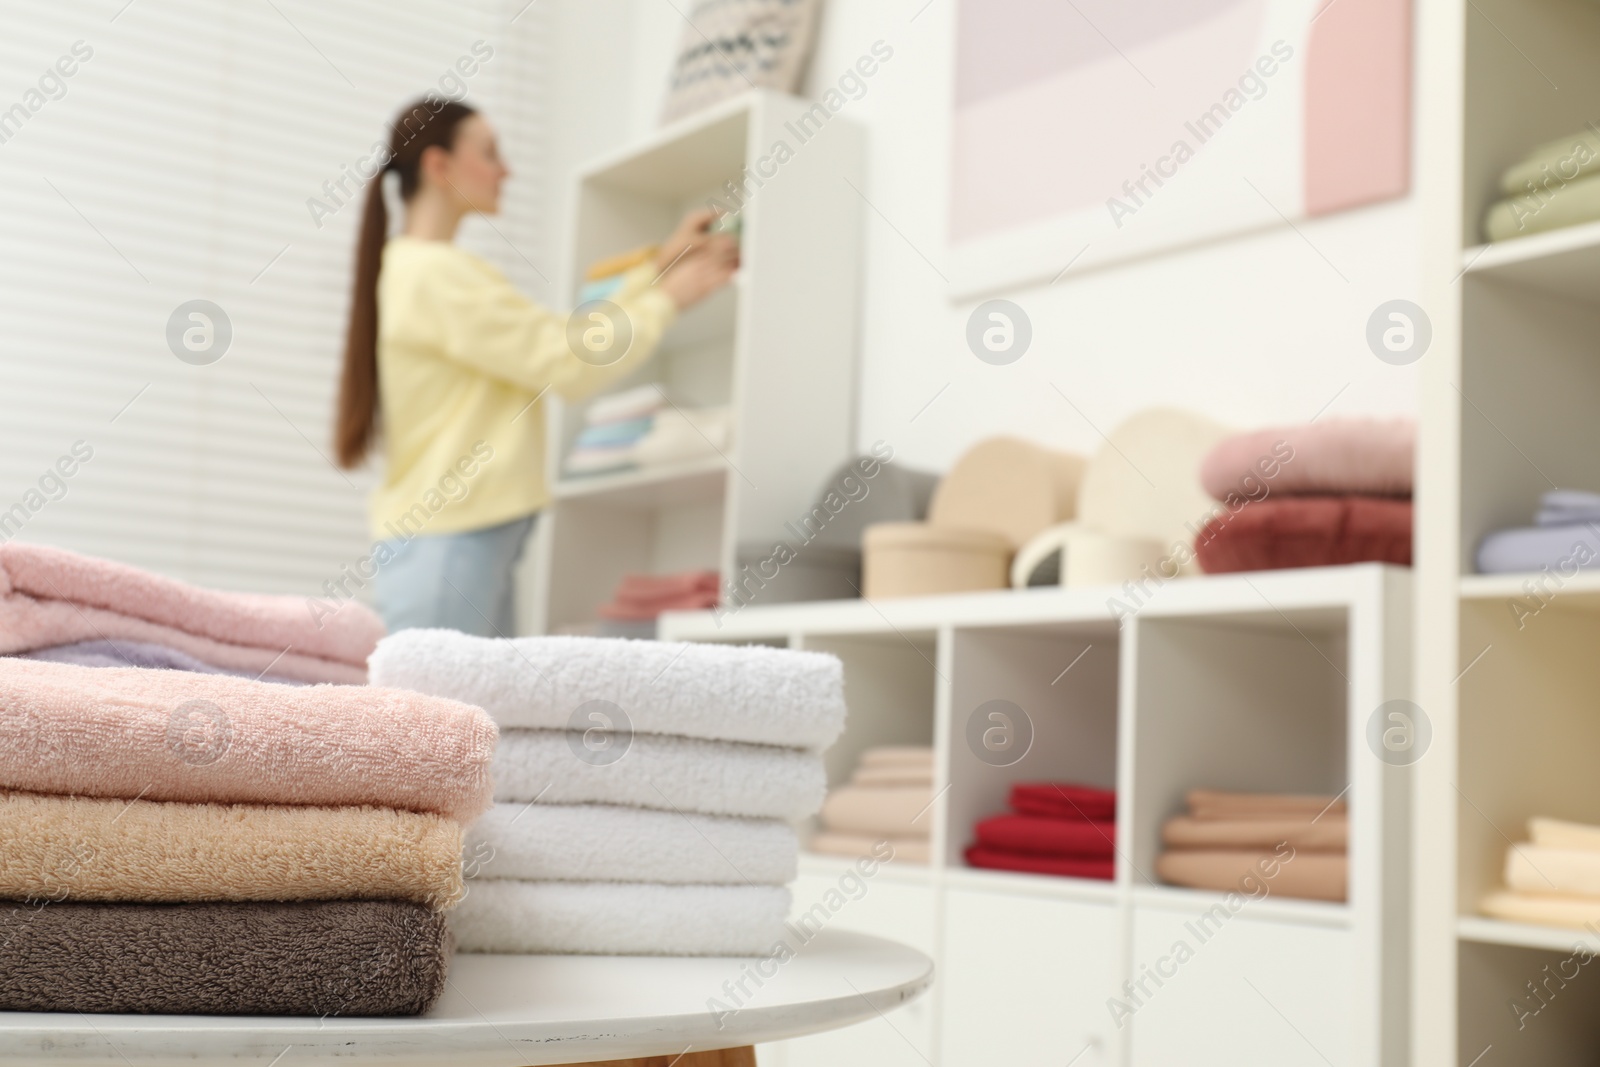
{"left": 1415, "top": 0, "right": 1600, "bottom": 1062}
{"left": 526, "top": 92, "right": 864, "bottom": 635}
{"left": 661, "top": 564, "right": 1412, "bottom": 1066}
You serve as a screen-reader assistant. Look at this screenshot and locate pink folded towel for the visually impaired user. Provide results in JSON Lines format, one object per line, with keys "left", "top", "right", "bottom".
{"left": 0, "top": 544, "right": 383, "bottom": 683}
{"left": 1199, "top": 417, "right": 1414, "bottom": 501}
{"left": 0, "top": 657, "right": 496, "bottom": 823}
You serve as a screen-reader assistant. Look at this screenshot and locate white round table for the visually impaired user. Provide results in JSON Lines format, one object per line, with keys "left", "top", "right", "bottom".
{"left": 0, "top": 930, "right": 931, "bottom": 1066}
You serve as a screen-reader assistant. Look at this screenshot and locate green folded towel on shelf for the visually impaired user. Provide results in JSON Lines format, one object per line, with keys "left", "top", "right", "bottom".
{"left": 1484, "top": 124, "right": 1600, "bottom": 242}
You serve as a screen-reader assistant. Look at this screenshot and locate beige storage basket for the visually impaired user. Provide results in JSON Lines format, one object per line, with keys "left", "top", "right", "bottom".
{"left": 862, "top": 522, "right": 1012, "bottom": 599}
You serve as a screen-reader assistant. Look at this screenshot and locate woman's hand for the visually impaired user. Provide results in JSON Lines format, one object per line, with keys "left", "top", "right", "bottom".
{"left": 655, "top": 208, "right": 718, "bottom": 272}
{"left": 655, "top": 216, "right": 739, "bottom": 310}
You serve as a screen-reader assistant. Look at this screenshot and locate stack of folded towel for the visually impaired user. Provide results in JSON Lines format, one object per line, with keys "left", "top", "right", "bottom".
{"left": 0, "top": 656, "right": 495, "bottom": 1015}
{"left": 1483, "top": 126, "right": 1600, "bottom": 242}
{"left": 1476, "top": 489, "right": 1600, "bottom": 574}
{"left": 1481, "top": 817, "right": 1600, "bottom": 928}
{"left": 597, "top": 570, "right": 720, "bottom": 622}
{"left": 1194, "top": 418, "right": 1414, "bottom": 573}
{"left": 563, "top": 385, "right": 733, "bottom": 478}
{"left": 1156, "top": 790, "right": 1348, "bottom": 902}
{"left": 370, "top": 629, "right": 845, "bottom": 956}
{"left": 810, "top": 746, "right": 935, "bottom": 864}
{"left": 576, "top": 244, "right": 659, "bottom": 303}
{"left": 965, "top": 782, "right": 1116, "bottom": 880}
{"left": 0, "top": 542, "right": 382, "bottom": 684}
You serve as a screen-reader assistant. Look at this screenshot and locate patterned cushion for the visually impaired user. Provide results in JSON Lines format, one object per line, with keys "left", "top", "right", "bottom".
{"left": 659, "top": 0, "right": 822, "bottom": 124}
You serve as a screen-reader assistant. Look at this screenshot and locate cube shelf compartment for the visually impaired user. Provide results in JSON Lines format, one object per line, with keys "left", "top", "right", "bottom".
{"left": 661, "top": 563, "right": 1411, "bottom": 1066}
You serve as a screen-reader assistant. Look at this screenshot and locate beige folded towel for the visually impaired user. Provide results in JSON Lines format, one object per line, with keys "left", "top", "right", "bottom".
{"left": 852, "top": 766, "right": 935, "bottom": 787}
{"left": 1162, "top": 815, "right": 1347, "bottom": 852}
{"left": 1506, "top": 845, "right": 1600, "bottom": 898}
{"left": 1530, "top": 817, "right": 1600, "bottom": 852}
{"left": 1482, "top": 890, "right": 1600, "bottom": 930}
{"left": 819, "top": 785, "right": 933, "bottom": 838}
{"left": 809, "top": 831, "right": 930, "bottom": 865}
{"left": 1186, "top": 789, "right": 1345, "bottom": 821}
{"left": 0, "top": 790, "right": 462, "bottom": 908}
{"left": 1156, "top": 850, "right": 1347, "bottom": 902}
{"left": 858, "top": 745, "right": 935, "bottom": 769}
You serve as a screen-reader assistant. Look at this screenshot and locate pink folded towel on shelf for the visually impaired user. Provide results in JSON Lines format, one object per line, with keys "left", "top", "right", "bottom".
{"left": 0, "top": 657, "right": 496, "bottom": 823}
{"left": 1199, "top": 417, "right": 1414, "bottom": 500}
{"left": 0, "top": 544, "right": 383, "bottom": 684}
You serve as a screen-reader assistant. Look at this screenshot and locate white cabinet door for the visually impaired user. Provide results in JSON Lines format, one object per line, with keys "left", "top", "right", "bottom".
{"left": 938, "top": 887, "right": 1118, "bottom": 1067}
{"left": 1126, "top": 905, "right": 1353, "bottom": 1067}
{"left": 761, "top": 868, "right": 937, "bottom": 1067}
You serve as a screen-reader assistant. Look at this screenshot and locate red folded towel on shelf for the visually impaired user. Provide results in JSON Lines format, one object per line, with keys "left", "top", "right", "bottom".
{"left": 973, "top": 814, "right": 1115, "bottom": 858}
{"left": 595, "top": 569, "right": 721, "bottom": 621}
{"left": 965, "top": 847, "right": 1115, "bottom": 881}
{"left": 1008, "top": 782, "right": 1117, "bottom": 822}
{"left": 1195, "top": 496, "right": 1412, "bottom": 574}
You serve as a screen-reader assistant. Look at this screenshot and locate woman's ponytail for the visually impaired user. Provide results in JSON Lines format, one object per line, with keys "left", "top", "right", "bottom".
{"left": 334, "top": 98, "right": 477, "bottom": 469}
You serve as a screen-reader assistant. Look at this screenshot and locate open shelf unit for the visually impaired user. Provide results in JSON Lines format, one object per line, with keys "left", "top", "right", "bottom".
{"left": 526, "top": 91, "right": 864, "bottom": 636}
{"left": 662, "top": 564, "right": 1412, "bottom": 1066}
{"left": 1415, "top": 0, "right": 1600, "bottom": 1062}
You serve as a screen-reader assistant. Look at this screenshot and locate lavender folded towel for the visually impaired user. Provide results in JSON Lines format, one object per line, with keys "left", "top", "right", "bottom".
{"left": 0, "top": 899, "right": 450, "bottom": 1016}
{"left": 16, "top": 638, "right": 305, "bottom": 684}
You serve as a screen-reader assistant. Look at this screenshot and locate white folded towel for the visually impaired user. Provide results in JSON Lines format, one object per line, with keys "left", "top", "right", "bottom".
{"left": 369, "top": 630, "right": 846, "bottom": 749}
{"left": 468, "top": 802, "right": 797, "bottom": 885}
{"left": 493, "top": 728, "right": 827, "bottom": 819}
{"left": 452, "top": 880, "right": 791, "bottom": 955}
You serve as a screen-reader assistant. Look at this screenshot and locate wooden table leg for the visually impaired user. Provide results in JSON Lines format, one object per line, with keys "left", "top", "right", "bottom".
{"left": 544, "top": 1047, "right": 756, "bottom": 1067}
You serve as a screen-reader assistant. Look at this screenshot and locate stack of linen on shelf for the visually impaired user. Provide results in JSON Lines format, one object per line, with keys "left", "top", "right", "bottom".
{"left": 370, "top": 629, "right": 844, "bottom": 955}
{"left": 593, "top": 569, "right": 721, "bottom": 640}
{"left": 965, "top": 782, "right": 1116, "bottom": 880}
{"left": 0, "top": 542, "right": 381, "bottom": 684}
{"left": 1156, "top": 790, "right": 1347, "bottom": 902}
{"left": 0, "top": 656, "right": 495, "bottom": 1015}
{"left": 563, "top": 385, "right": 733, "bottom": 479}
{"left": 1194, "top": 417, "right": 1414, "bottom": 574}
{"left": 1483, "top": 126, "right": 1600, "bottom": 242}
{"left": 811, "top": 746, "right": 934, "bottom": 864}
{"left": 576, "top": 244, "right": 658, "bottom": 303}
{"left": 1481, "top": 817, "right": 1600, "bottom": 928}
{"left": 1476, "top": 489, "right": 1600, "bottom": 575}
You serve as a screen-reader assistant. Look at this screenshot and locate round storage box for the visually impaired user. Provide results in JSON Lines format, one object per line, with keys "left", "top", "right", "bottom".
{"left": 862, "top": 522, "right": 1012, "bottom": 599}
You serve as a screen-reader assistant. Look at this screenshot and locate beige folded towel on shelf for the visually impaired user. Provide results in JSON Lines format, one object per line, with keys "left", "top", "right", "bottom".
{"left": 858, "top": 745, "right": 935, "bottom": 770}
{"left": 852, "top": 766, "right": 935, "bottom": 787}
{"left": 1506, "top": 846, "right": 1600, "bottom": 898}
{"left": 1530, "top": 817, "right": 1600, "bottom": 852}
{"left": 809, "top": 831, "right": 930, "bottom": 865}
{"left": 1186, "top": 790, "right": 1345, "bottom": 822}
{"left": 1162, "top": 815, "right": 1348, "bottom": 853}
{"left": 819, "top": 785, "right": 934, "bottom": 838}
{"left": 1481, "top": 890, "right": 1600, "bottom": 930}
{"left": 0, "top": 790, "right": 462, "bottom": 907}
{"left": 1155, "top": 850, "right": 1347, "bottom": 902}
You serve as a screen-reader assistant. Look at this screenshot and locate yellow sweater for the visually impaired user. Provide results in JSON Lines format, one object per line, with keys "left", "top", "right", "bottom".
{"left": 371, "top": 236, "right": 677, "bottom": 540}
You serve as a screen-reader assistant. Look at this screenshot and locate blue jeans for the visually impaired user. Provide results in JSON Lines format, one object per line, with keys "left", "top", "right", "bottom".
{"left": 374, "top": 514, "right": 536, "bottom": 637}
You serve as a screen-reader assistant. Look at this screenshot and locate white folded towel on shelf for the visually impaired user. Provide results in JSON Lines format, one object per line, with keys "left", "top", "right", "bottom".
{"left": 632, "top": 406, "right": 732, "bottom": 468}
{"left": 369, "top": 630, "right": 846, "bottom": 749}
{"left": 492, "top": 729, "right": 827, "bottom": 819}
{"left": 467, "top": 803, "right": 797, "bottom": 885}
{"left": 586, "top": 384, "right": 667, "bottom": 426}
{"left": 452, "top": 880, "right": 792, "bottom": 955}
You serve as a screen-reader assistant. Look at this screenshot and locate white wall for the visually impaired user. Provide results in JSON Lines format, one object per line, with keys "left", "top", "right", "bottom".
{"left": 554, "top": 0, "right": 1422, "bottom": 473}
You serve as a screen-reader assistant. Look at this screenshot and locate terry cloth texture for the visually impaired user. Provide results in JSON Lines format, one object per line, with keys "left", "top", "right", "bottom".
{"left": 0, "top": 656, "right": 496, "bottom": 822}
{"left": 1155, "top": 850, "right": 1347, "bottom": 902}
{"left": 18, "top": 638, "right": 254, "bottom": 678}
{"left": 491, "top": 729, "right": 827, "bottom": 820}
{"left": 1195, "top": 496, "right": 1413, "bottom": 573}
{"left": 972, "top": 814, "right": 1116, "bottom": 858}
{"left": 466, "top": 803, "right": 796, "bottom": 885}
{"left": 1008, "top": 782, "right": 1118, "bottom": 822}
{"left": 0, "top": 542, "right": 383, "bottom": 664}
{"left": 0, "top": 790, "right": 464, "bottom": 908}
{"left": 489, "top": 729, "right": 825, "bottom": 825}
{"left": 963, "top": 848, "right": 1115, "bottom": 880}
{"left": 1199, "top": 418, "right": 1415, "bottom": 500}
{"left": 819, "top": 785, "right": 935, "bottom": 838}
{"left": 0, "top": 899, "right": 450, "bottom": 1016}
{"left": 1162, "top": 815, "right": 1349, "bottom": 852}
{"left": 368, "top": 629, "right": 846, "bottom": 749}
{"left": 452, "top": 880, "right": 791, "bottom": 956}
{"left": 808, "top": 831, "right": 930, "bottom": 865}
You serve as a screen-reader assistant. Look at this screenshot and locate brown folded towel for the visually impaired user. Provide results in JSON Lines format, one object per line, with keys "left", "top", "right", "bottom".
{"left": 1186, "top": 789, "right": 1345, "bottom": 821}
{"left": 858, "top": 745, "right": 935, "bottom": 769}
{"left": 809, "top": 831, "right": 931, "bottom": 865}
{"left": 852, "top": 766, "right": 935, "bottom": 787}
{"left": 1156, "top": 849, "right": 1347, "bottom": 902}
{"left": 819, "top": 785, "right": 933, "bottom": 838}
{"left": 0, "top": 790, "right": 463, "bottom": 908}
{"left": 0, "top": 899, "right": 450, "bottom": 1015}
{"left": 1162, "top": 815, "right": 1348, "bottom": 852}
